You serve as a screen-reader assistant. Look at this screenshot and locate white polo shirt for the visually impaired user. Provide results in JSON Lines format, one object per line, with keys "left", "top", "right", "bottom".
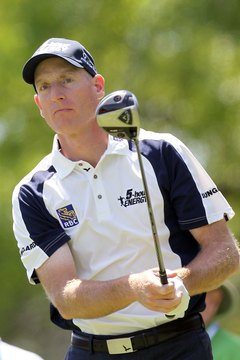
{"left": 12, "top": 129, "right": 234, "bottom": 335}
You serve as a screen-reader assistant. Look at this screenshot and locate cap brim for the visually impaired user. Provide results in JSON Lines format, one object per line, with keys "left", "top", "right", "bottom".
{"left": 22, "top": 54, "right": 84, "bottom": 85}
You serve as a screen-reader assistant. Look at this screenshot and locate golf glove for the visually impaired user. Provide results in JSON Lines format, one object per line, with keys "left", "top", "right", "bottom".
{"left": 165, "top": 276, "right": 190, "bottom": 317}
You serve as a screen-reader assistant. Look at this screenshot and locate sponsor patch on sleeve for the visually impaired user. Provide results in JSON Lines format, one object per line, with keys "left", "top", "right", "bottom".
{"left": 56, "top": 204, "right": 79, "bottom": 228}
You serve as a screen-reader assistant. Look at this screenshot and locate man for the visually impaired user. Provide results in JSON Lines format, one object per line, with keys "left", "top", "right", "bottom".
{"left": 0, "top": 339, "right": 44, "bottom": 360}
{"left": 12, "top": 37, "right": 240, "bottom": 360}
{"left": 201, "top": 281, "right": 240, "bottom": 359}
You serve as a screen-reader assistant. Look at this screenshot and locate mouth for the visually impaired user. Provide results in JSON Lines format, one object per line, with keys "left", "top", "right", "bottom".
{"left": 54, "top": 108, "right": 72, "bottom": 116}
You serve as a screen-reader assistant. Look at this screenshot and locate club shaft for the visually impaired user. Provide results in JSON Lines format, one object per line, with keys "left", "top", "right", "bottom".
{"left": 134, "top": 139, "right": 168, "bottom": 285}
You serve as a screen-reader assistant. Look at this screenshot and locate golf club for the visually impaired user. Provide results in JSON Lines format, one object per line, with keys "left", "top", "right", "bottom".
{"left": 96, "top": 90, "right": 168, "bottom": 286}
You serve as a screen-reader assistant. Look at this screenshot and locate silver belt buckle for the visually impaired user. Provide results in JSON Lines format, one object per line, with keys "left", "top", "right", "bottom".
{"left": 106, "top": 337, "right": 135, "bottom": 354}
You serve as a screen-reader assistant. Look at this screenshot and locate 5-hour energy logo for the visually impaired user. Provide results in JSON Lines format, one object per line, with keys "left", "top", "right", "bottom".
{"left": 118, "top": 188, "right": 146, "bottom": 207}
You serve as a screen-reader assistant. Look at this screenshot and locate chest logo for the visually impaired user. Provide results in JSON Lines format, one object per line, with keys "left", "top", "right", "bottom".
{"left": 56, "top": 204, "right": 79, "bottom": 228}
{"left": 118, "top": 188, "right": 146, "bottom": 207}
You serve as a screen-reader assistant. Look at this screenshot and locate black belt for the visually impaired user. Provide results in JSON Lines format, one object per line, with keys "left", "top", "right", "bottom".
{"left": 71, "top": 314, "right": 204, "bottom": 355}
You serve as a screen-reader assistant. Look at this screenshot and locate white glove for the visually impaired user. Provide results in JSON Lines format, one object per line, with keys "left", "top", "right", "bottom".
{"left": 165, "top": 276, "right": 190, "bottom": 317}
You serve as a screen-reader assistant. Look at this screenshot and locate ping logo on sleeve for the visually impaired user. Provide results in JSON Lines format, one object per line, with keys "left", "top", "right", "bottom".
{"left": 56, "top": 204, "right": 79, "bottom": 228}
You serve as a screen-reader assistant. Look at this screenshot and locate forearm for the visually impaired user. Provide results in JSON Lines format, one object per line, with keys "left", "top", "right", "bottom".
{"left": 36, "top": 244, "right": 136, "bottom": 320}
{"left": 50, "top": 269, "right": 183, "bottom": 320}
{"left": 177, "top": 235, "right": 239, "bottom": 296}
{"left": 58, "top": 275, "right": 135, "bottom": 319}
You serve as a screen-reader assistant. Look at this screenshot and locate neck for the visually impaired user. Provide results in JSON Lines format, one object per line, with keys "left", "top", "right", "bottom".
{"left": 58, "top": 126, "right": 108, "bottom": 167}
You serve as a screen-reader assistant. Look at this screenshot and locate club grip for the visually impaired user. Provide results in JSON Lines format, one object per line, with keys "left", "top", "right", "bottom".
{"left": 159, "top": 270, "right": 168, "bottom": 285}
{"left": 159, "top": 270, "right": 175, "bottom": 319}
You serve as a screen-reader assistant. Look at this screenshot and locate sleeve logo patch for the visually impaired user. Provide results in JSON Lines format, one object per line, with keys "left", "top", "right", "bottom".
{"left": 20, "top": 241, "right": 36, "bottom": 256}
{"left": 56, "top": 204, "right": 79, "bottom": 228}
{"left": 201, "top": 187, "right": 219, "bottom": 199}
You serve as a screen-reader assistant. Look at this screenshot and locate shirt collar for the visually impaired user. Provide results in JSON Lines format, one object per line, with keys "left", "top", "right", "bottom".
{"left": 51, "top": 135, "right": 78, "bottom": 179}
{"left": 105, "top": 135, "right": 130, "bottom": 156}
{"left": 51, "top": 134, "right": 130, "bottom": 179}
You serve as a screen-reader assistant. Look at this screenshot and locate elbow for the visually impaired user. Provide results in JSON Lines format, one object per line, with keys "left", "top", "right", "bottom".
{"left": 226, "top": 244, "right": 240, "bottom": 275}
{"left": 53, "top": 278, "right": 82, "bottom": 319}
{"left": 58, "top": 309, "right": 74, "bottom": 320}
{"left": 54, "top": 302, "right": 95, "bottom": 320}
{"left": 52, "top": 294, "right": 88, "bottom": 320}
{"left": 51, "top": 288, "right": 78, "bottom": 320}
{"left": 53, "top": 298, "right": 74, "bottom": 320}
{"left": 234, "top": 250, "right": 240, "bottom": 272}
{"left": 233, "top": 243, "right": 240, "bottom": 269}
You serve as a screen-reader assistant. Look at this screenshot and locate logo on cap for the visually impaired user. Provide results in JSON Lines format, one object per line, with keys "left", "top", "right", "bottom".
{"left": 35, "top": 41, "right": 71, "bottom": 55}
{"left": 81, "top": 50, "right": 96, "bottom": 71}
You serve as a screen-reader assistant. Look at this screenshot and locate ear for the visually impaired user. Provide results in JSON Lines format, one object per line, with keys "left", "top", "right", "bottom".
{"left": 93, "top": 74, "right": 105, "bottom": 100}
{"left": 34, "top": 94, "right": 45, "bottom": 118}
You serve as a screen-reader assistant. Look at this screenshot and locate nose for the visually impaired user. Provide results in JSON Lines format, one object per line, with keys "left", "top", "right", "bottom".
{"left": 50, "top": 83, "right": 65, "bottom": 102}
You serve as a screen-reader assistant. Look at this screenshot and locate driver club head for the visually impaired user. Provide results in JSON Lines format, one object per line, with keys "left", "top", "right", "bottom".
{"left": 96, "top": 90, "right": 140, "bottom": 140}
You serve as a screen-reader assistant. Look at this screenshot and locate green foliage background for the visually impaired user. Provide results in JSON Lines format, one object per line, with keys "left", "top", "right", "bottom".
{"left": 0, "top": 1, "right": 240, "bottom": 359}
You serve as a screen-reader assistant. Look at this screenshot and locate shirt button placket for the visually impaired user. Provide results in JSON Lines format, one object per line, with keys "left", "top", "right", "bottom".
{"left": 93, "top": 174, "right": 102, "bottom": 200}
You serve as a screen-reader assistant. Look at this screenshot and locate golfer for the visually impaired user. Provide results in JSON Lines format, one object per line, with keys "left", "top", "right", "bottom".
{"left": 12, "top": 37, "right": 240, "bottom": 360}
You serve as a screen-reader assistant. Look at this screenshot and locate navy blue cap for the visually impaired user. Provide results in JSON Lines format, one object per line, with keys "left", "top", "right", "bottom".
{"left": 22, "top": 38, "right": 97, "bottom": 84}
